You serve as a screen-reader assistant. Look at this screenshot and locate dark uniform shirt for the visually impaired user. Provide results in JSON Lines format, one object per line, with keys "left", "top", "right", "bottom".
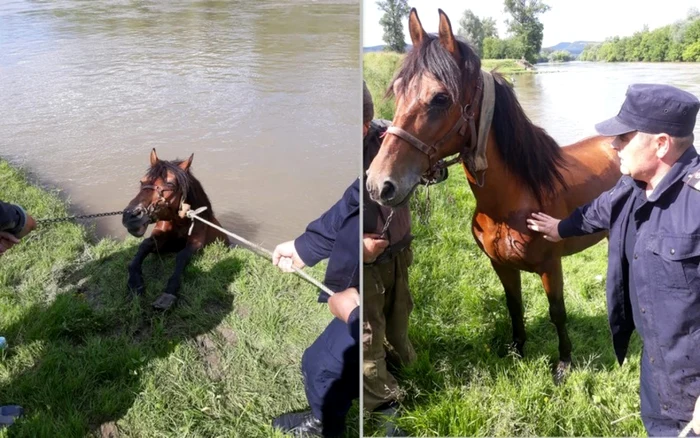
{"left": 558, "top": 146, "right": 700, "bottom": 419}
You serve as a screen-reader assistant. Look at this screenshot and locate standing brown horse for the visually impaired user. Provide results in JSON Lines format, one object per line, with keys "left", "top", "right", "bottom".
{"left": 122, "top": 149, "right": 228, "bottom": 310}
{"left": 365, "top": 9, "right": 621, "bottom": 380}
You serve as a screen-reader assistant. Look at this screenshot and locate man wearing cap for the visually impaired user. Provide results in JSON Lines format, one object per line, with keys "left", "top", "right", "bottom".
{"left": 527, "top": 84, "right": 700, "bottom": 436}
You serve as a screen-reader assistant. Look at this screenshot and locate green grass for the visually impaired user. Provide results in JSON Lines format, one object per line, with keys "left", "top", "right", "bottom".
{"left": 364, "top": 169, "right": 645, "bottom": 437}
{"left": 363, "top": 52, "right": 531, "bottom": 120}
{"left": 0, "top": 160, "right": 359, "bottom": 437}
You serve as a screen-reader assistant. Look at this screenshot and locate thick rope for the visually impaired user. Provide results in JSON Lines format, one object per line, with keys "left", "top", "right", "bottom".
{"left": 185, "top": 207, "right": 334, "bottom": 296}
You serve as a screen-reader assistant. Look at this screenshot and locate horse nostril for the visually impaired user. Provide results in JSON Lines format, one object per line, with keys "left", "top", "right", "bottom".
{"left": 380, "top": 180, "right": 397, "bottom": 201}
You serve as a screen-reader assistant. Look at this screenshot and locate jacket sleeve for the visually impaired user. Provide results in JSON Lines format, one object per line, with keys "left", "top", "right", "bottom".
{"left": 347, "top": 306, "right": 360, "bottom": 344}
{"left": 558, "top": 184, "right": 616, "bottom": 238}
{"left": 294, "top": 179, "right": 359, "bottom": 267}
{"left": 0, "top": 201, "right": 27, "bottom": 237}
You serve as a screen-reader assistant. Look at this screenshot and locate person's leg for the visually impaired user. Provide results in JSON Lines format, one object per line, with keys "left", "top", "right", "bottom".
{"left": 273, "top": 317, "right": 357, "bottom": 437}
{"left": 640, "top": 350, "right": 684, "bottom": 436}
{"left": 384, "top": 247, "right": 417, "bottom": 369}
{"left": 363, "top": 263, "right": 401, "bottom": 412}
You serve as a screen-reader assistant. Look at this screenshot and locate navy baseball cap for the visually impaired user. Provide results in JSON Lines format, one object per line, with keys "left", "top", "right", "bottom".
{"left": 595, "top": 84, "right": 700, "bottom": 137}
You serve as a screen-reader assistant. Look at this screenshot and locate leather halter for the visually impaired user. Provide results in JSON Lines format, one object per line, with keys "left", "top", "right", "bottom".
{"left": 139, "top": 184, "right": 185, "bottom": 219}
{"left": 385, "top": 71, "right": 485, "bottom": 182}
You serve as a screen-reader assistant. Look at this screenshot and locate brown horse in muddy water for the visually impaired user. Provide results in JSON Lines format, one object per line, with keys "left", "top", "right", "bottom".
{"left": 122, "top": 149, "right": 228, "bottom": 311}
{"left": 365, "top": 8, "right": 622, "bottom": 381}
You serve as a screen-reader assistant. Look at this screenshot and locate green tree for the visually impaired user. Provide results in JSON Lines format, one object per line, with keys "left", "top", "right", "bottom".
{"left": 458, "top": 9, "right": 484, "bottom": 55}
{"left": 548, "top": 50, "right": 571, "bottom": 62}
{"left": 503, "top": 0, "right": 550, "bottom": 64}
{"left": 483, "top": 36, "right": 505, "bottom": 59}
{"left": 682, "top": 41, "right": 700, "bottom": 61}
{"left": 482, "top": 17, "right": 499, "bottom": 39}
{"left": 377, "top": 0, "right": 410, "bottom": 53}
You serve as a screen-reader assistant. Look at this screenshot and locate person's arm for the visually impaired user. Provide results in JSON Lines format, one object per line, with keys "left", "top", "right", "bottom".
{"left": 0, "top": 201, "right": 27, "bottom": 237}
{"left": 527, "top": 185, "right": 616, "bottom": 241}
{"left": 272, "top": 180, "right": 359, "bottom": 272}
{"left": 328, "top": 287, "right": 360, "bottom": 343}
{"left": 294, "top": 181, "right": 358, "bottom": 267}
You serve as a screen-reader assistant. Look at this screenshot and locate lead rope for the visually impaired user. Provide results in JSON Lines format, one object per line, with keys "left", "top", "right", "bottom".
{"left": 184, "top": 206, "right": 335, "bottom": 296}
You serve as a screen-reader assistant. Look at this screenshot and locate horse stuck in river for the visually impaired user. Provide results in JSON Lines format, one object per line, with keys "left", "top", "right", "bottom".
{"left": 365, "top": 8, "right": 622, "bottom": 382}
{"left": 122, "top": 149, "right": 229, "bottom": 311}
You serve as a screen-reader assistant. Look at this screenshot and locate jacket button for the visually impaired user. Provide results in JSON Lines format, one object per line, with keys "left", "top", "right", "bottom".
{"left": 650, "top": 357, "right": 655, "bottom": 363}
{"left": 662, "top": 404, "right": 668, "bottom": 410}
{"left": 634, "top": 254, "right": 638, "bottom": 260}
{"left": 641, "top": 307, "right": 646, "bottom": 313}
{"left": 670, "top": 248, "right": 675, "bottom": 255}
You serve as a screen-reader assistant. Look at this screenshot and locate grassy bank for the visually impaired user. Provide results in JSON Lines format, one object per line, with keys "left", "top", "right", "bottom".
{"left": 0, "top": 160, "right": 359, "bottom": 437}
{"left": 363, "top": 52, "right": 532, "bottom": 120}
{"left": 364, "top": 169, "right": 644, "bottom": 436}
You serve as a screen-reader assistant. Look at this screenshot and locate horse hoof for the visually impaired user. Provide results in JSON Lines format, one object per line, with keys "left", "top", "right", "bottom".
{"left": 553, "top": 360, "right": 571, "bottom": 385}
{"left": 127, "top": 272, "right": 145, "bottom": 295}
{"left": 152, "top": 293, "right": 178, "bottom": 311}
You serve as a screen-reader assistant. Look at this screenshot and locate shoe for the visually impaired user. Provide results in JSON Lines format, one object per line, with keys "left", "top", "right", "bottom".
{"left": 272, "top": 410, "right": 344, "bottom": 437}
{"left": 0, "top": 405, "right": 23, "bottom": 428}
{"left": 374, "top": 402, "right": 408, "bottom": 437}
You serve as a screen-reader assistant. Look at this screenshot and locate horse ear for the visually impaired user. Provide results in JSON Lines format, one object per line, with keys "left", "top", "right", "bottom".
{"left": 437, "top": 9, "right": 460, "bottom": 62}
{"left": 408, "top": 8, "right": 427, "bottom": 48}
{"left": 178, "top": 153, "right": 193, "bottom": 172}
{"left": 150, "top": 148, "right": 159, "bottom": 167}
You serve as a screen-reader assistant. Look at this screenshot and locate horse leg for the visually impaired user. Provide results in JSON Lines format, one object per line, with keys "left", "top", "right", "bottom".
{"left": 491, "top": 261, "right": 526, "bottom": 357}
{"left": 539, "top": 258, "right": 572, "bottom": 384}
{"left": 127, "top": 237, "right": 156, "bottom": 295}
{"left": 152, "top": 244, "right": 199, "bottom": 311}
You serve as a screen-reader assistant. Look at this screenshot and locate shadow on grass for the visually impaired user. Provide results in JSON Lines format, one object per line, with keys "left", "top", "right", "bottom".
{"left": 0, "top": 242, "right": 241, "bottom": 437}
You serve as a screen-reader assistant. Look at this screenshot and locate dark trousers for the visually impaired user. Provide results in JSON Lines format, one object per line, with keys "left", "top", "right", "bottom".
{"left": 640, "top": 350, "right": 697, "bottom": 437}
{"left": 302, "top": 316, "right": 359, "bottom": 435}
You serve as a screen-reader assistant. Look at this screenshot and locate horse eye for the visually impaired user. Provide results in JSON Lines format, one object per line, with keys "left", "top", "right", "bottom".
{"left": 430, "top": 93, "right": 450, "bottom": 107}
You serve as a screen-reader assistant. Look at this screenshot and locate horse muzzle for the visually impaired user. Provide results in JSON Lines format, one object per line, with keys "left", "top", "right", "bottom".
{"left": 122, "top": 206, "right": 152, "bottom": 237}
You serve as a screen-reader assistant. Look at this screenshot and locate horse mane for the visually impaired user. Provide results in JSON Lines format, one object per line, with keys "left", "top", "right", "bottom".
{"left": 388, "top": 34, "right": 568, "bottom": 203}
{"left": 146, "top": 159, "right": 215, "bottom": 219}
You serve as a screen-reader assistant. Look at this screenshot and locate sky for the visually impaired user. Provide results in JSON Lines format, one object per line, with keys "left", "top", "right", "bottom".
{"left": 363, "top": 0, "right": 700, "bottom": 48}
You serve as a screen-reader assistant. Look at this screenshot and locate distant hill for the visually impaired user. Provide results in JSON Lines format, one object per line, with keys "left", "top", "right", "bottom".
{"left": 544, "top": 41, "right": 599, "bottom": 56}
{"left": 363, "top": 44, "right": 413, "bottom": 53}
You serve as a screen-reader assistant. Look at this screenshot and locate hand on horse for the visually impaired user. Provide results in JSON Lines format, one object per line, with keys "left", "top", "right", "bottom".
{"left": 526, "top": 212, "right": 562, "bottom": 242}
{"left": 328, "top": 287, "right": 359, "bottom": 323}
{"left": 272, "top": 240, "right": 306, "bottom": 273}
{"left": 363, "top": 233, "right": 389, "bottom": 263}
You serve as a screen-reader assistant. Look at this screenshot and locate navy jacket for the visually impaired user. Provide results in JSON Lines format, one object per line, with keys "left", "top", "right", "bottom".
{"left": 0, "top": 201, "right": 27, "bottom": 237}
{"left": 294, "top": 179, "right": 360, "bottom": 341}
{"left": 559, "top": 146, "right": 700, "bottom": 419}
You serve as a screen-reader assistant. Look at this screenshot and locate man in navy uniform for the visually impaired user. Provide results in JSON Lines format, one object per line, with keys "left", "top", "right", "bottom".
{"left": 271, "top": 179, "right": 360, "bottom": 437}
{"left": 527, "top": 84, "right": 700, "bottom": 436}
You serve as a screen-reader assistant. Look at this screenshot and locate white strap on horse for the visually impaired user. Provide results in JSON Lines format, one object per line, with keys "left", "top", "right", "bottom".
{"left": 184, "top": 206, "right": 335, "bottom": 296}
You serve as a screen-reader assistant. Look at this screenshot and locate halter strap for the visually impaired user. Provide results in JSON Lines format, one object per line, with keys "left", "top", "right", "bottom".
{"left": 384, "top": 70, "right": 488, "bottom": 181}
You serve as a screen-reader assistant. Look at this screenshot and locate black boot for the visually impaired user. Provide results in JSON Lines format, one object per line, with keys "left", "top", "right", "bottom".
{"left": 272, "top": 410, "right": 344, "bottom": 437}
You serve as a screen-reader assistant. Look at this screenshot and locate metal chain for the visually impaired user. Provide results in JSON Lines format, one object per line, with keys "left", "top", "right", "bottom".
{"left": 380, "top": 209, "right": 395, "bottom": 239}
{"left": 36, "top": 210, "right": 125, "bottom": 225}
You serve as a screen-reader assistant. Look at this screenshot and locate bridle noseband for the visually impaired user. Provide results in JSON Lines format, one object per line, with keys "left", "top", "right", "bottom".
{"left": 138, "top": 184, "right": 184, "bottom": 219}
{"left": 384, "top": 71, "right": 485, "bottom": 184}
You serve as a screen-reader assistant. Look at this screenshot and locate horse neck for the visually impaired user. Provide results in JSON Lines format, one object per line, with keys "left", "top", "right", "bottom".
{"left": 465, "top": 129, "right": 540, "bottom": 219}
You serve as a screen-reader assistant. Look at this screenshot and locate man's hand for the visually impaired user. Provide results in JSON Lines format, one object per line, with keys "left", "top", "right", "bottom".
{"left": 272, "top": 240, "right": 306, "bottom": 273}
{"left": 17, "top": 214, "right": 35, "bottom": 239}
{"left": 363, "top": 233, "right": 389, "bottom": 263}
{"left": 0, "top": 232, "right": 20, "bottom": 256}
{"left": 328, "top": 287, "right": 359, "bottom": 323}
{"left": 526, "top": 212, "right": 563, "bottom": 242}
